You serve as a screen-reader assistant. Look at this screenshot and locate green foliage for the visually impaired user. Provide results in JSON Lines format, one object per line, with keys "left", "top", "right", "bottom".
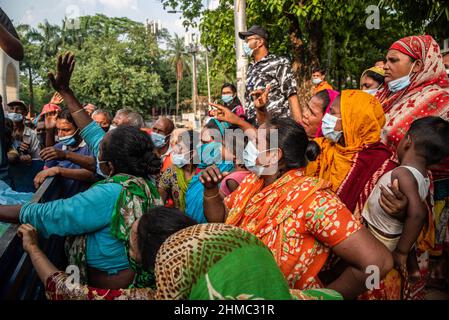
{"left": 162, "top": 0, "right": 449, "bottom": 92}
{"left": 16, "top": 14, "right": 214, "bottom": 117}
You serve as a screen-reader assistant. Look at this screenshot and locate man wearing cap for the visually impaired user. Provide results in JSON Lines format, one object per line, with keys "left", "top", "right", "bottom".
{"left": 6, "top": 100, "right": 40, "bottom": 164}
{"left": 238, "top": 25, "right": 301, "bottom": 125}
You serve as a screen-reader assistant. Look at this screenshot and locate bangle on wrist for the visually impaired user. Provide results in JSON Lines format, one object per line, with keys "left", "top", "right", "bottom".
{"left": 204, "top": 189, "right": 220, "bottom": 199}
{"left": 70, "top": 108, "right": 84, "bottom": 115}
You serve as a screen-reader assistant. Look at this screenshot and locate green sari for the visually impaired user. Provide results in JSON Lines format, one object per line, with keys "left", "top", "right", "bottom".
{"left": 154, "top": 224, "right": 342, "bottom": 300}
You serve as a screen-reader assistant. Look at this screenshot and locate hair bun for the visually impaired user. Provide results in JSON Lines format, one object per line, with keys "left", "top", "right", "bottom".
{"left": 305, "top": 140, "right": 321, "bottom": 162}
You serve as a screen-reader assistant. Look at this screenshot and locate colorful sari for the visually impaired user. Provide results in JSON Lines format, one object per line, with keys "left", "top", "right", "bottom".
{"left": 376, "top": 35, "right": 449, "bottom": 293}
{"left": 65, "top": 174, "right": 162, "bottom": 286}
{"left": 224, "top": 169, "right": 362, "bottom": 290}
{"left": 46, "top": 224, "right": 342, "bottom": 300}
{"left": 376, "top": 35, "right": 449, "bottom": 152}
{"left": 307, "top": 90, "right": 397, "bottom": 218}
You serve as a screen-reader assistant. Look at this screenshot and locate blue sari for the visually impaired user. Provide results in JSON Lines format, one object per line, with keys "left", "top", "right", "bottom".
{"left": 185, "top": 118, "right": 234, "bottom": 223}
{"left": 185, "top": 161, "right": 234, "bottom": 223}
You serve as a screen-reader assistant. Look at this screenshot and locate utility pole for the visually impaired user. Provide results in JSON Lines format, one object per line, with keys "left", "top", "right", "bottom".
{"left": 205, "top": 48, "right": 211, "bottom": 104}
{"left": 186, "top": 32, "right": 200, "bottom": 129}
{"left": 234, "top": 0, "right": 248, "bottom": 105}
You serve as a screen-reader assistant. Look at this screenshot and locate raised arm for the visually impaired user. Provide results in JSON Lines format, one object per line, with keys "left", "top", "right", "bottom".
{"left": 199, "top": 165, "right": 228, "bottom": 223}
{"left": 48, "top": 53, "right": 92, "bottom": 130}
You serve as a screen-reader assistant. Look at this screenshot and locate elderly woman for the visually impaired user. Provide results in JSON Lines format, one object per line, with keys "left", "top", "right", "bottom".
{"left": 0, "top": 53, "right": 162, "bottom": 289}
{"left": 198, "top": 107, "right": 393, "bottom": 299}
{"left": 301, "top": 89, "right": 340, "bottom": 138}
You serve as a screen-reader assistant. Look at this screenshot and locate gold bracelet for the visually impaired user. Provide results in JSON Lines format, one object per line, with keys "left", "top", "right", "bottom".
{"left": 70, "top": 108, "right": 85, "bottom": 115}
{"left": 204, "top": 190, "right": 220, "bottom": 199}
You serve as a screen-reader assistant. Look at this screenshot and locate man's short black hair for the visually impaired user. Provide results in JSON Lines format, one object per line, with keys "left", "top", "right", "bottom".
{"left": 312, "top": 66, "right": 326, "bottom": 75}
{"left": 407, "top": 116, "right": 449, "bottom": 165}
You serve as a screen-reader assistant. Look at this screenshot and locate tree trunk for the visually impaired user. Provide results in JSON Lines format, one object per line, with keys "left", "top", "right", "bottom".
{"left": 176, "top": 79, "right": 180, "bottom": 118}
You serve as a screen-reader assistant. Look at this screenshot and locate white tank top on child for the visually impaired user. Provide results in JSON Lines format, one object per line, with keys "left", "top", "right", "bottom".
{"left": 361, "top": 166, "right": 430, "bottom": 236}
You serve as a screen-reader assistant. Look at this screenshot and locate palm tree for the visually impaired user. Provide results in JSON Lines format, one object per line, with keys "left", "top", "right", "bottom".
{"left": 167, "top": 33, "right": 189, "bottom": 117}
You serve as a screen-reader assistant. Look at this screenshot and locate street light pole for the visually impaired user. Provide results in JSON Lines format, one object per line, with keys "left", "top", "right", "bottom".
{"left": 234, "top": 0, "right": 248, "bottom": 105}
{"left": 205, "top": 48, "right": 211, "bottom": 105}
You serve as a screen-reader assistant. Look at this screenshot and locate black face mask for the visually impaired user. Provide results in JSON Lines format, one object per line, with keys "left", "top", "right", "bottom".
{"left": 102, "top": 126, "right": 110, "bottom": 132}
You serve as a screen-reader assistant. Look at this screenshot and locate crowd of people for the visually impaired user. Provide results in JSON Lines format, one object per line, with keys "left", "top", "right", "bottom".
{"left": 0, "top": 25, "right": 449, "bottom": 301}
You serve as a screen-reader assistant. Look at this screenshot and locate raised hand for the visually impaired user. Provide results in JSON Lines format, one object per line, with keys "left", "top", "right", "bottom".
{"left": 199, "top": 164, "right": 229, "bottom": 190}
{"left": 48, "top": 52, "right": 76, "bottom": 92}
{"left": 44, "top": 111, "right": 58, "bottom": 130}
{"left": 208, "top": 102, "right": 242, "bottom": 125}
{"left": 250, "top": 85, "right": 270, "bottom": 109}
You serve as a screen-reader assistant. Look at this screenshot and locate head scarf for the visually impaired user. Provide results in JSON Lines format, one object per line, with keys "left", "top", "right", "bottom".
{"left": 315, "top": 89, "right": 340, "bottom": 138}
{"left": 360, "top": 66, "right": 385, "bottom": 89}
{"left": 154, "top": 224, "right": 342, "bottom": 300}
{"left": 317, "top": 90, "right": 385, "bottom": 192}
{"left": 376, "top": 35, "right": 449, "bottom": 149}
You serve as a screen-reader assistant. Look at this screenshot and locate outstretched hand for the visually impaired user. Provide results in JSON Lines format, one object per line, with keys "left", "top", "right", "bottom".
{"left": 17, "top": 224, "right": 39, "bottom": 253}
{"left": 208, "top": 102, "right": 242, "bottom": 125}
{"left": 48, "top": 52, "right": 75, "bottom": 93}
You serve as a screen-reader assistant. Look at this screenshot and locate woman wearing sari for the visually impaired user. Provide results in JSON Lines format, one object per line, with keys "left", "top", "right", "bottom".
{"left": 0, "top": 53, "right": 162, "bottom": 289}
{"left": 306, "top": 90, "right": 397, "bottom": 218}
{"left": 376, "top": 34, "right": 449, "bottom": 295}
{"left": 18, "top": 211, "right": 341, "bottom": 300}
{"left": 184, "top": 118, "right": 234, "bottom": 223}
{"left": 199, "top": 114, "right": 393, "bottom": 299}
{"left": 158, "top": 130, "right": 198, "bottom": 211}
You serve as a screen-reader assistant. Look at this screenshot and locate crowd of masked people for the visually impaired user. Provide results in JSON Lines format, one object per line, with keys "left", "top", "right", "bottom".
{"left": 0, "top": 27, "right": 448, "bottom": 301}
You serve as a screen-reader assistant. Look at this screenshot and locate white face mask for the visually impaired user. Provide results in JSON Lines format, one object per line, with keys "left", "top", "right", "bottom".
{"left": 387, "top": 61, "right": 416, "bottom": 93}
{"left": 446, "top": 69, "right": 449, "bottom": 76}
{"left": 363, "top": 88, "right": 378, "bottom": 96}
{"left": 312, "top": 78, "right": 323, "bottom": 85}
{"left": 321, "top": 113, "right": 343, "bottom": 143}
{"left": 243, "top": 140, "right": 278, "bottom": 176}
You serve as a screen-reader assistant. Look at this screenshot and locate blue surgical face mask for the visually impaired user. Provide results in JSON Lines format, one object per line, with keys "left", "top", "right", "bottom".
{"left": 172, "top": 151, "right": 192, "bottom": 168}
{"left": 321, "top": 113, "right": 343, "bottom": 143}
{"left": 243, "top": 42, "right": 254, "bottom": 57}
{"left": 221, "top": 94, "right": 234, "bottom": 104}
{"left": 363, "top": 88, "right": 378, "bottom": 96}
{"left": 198, "top": 142, "right": 222, "bottom": 166}
{"left": 96, "top": 155, "right": 108, "bottom": 178}
{"left": 151, "top": 132, "right": 167, "bottom": 148}
{"left": 243, "top": 140, "right": 278, "bottom": 177}
{"left": 7, "top": 112, "right": 23, "bottom": 123}
{"left": 388, "top": 61, "right": 416, "bottom": 93}
{"left": 59, "top": 130, "right": 79, "bottom": 147}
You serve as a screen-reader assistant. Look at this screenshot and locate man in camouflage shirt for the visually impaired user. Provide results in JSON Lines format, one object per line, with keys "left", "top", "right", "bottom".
{"left": 239, "top": 25, "right": 301, "bottom": 125}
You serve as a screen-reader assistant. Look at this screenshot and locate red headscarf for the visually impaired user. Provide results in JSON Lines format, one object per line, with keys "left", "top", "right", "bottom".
{"left": 376, "top": 35, "right": 449, "bottom": 149}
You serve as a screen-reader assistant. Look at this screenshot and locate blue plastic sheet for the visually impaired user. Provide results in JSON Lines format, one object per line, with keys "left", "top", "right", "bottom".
{"left": 0, "top": 180, "right": 33, "bottom": 205}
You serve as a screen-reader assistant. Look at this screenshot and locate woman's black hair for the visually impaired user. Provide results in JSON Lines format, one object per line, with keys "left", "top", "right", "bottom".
{"left": 364, "top": 70, "right": 385, "bottom": 86}
{"left": 267, "top": 118, "right": 321, "bottom": 169}
{"left": 221, "top": 83, "right": 237, "bottom": 94}
{"left": 137, "top": 206, "right": 197, "bottom": 271}
{"left": 101, "top": 126, "right": 161, "bottom": 176}
{"left": 314, "top": 90, "right": 331, "bottom": 113}
{"left": 57, "top": 108, "right": 77, "bottom": 128}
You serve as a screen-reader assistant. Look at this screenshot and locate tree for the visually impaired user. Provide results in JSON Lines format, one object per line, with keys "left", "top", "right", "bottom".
{"left": 167, "top": 33, "right": 189, "bottom": 116}
{"left": 162, "top": 0, "right": 449, "bottom": 106}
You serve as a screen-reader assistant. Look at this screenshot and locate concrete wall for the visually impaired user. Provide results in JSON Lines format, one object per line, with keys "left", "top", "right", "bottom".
{"left": 0, "top": 47, "right": 19, "bottom": 110}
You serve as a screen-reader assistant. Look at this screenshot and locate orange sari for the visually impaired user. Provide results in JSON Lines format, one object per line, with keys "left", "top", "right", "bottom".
{"left": 224, "top": 169, "right": 361, "bottom": 290}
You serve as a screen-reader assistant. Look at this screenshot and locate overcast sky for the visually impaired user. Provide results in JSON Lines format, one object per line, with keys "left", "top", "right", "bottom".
{"left": 0, "top": 0, "right": 219, "bottom": 37}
